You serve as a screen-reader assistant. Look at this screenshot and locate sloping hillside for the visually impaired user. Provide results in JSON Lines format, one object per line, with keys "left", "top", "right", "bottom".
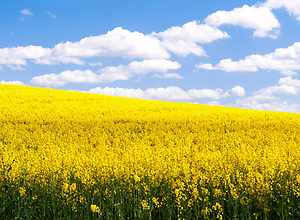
{"left": 1, "top": 84, "right": 300, "bottom": 219}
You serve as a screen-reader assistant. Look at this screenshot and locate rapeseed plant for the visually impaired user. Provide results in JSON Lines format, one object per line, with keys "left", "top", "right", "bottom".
{"left": 0, "top": 84, "right": 300, "bottom": 219}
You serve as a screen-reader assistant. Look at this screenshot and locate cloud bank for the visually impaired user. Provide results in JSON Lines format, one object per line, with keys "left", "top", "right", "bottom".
{"left": 197, "top": 42, "right": 300, "bottom": 75}
{"left": 234, "top": 76, "right": 300, "bottom": 112}
{"left": 30, "top": 59, "right": 181, "bottom": 87}
{"left": 0, "top": 22, "right": 230, "bottom": 70}
{"left": 0, "top": 80, "right": 24, "bottom": 85}
{"left": 88, "top": 85, "right": 245, "bottom": 100}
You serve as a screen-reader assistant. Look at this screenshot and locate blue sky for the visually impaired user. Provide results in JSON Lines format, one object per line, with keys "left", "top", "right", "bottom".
{"left": 1, "top": 0, "right": 300, "bottom": 112}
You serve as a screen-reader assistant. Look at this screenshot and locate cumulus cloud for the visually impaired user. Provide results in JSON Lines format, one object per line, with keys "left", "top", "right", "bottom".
{"left": 264, "top": 0, "right": 300, "bottom": 21}
{"left": 153, "top": 21, "right": 229, "bottom": 56}
{"left": 0, "top": 46, "right": 52, "bottom": 70}
{"left": 30, "top": 59, "right": 181, "bottom": 87}
{"left": 20, "top": 9, "right": 33, "bottom": 16}
{"left": 30, "top": 68, "right": 134, "bottom": 87}
{"left": 197, "top": 42, "right": 300, "bottom": 75}
{"left": 35, "top": 27, "right": 170, "bottom": 65}
{"left": 248, "top": 76, "right": 300, "bottom": 99}
{"left": 278, "top": 76, "right": 300, "bottom": 87}
{"left": 197, "top": 58, "right": 258, "bottom": 72}
{"left": 205, "top": 5, "right": 280, "bottom": 38}
{"left": 88, "top": 85, "right": 244, "bottom": 101}
{"left": 230, "top": 86, "right": 246, "bottom": 96}
{"left": 196, "top": 63, "right": 217, "bottom": 70}
{"left": 0, "top": 22, "right": 230, "bottom": 69}
{"left": 155, "top": 21, "right": 229, "bottom": 44}
{"left": 0, "top": 80, "right": 24, "bottom": 85}
{"left": 0, "top": 27, "right": 171, "bottom": 68}
{"left": 30, "top": 70, "right": 96, "bottom": 87}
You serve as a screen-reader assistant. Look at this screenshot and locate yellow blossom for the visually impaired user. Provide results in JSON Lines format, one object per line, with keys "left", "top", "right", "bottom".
{"left": 19, "top": 187, "right": 26, "bottom": 197}
{"left": 90, "top": 205, "right": 100, "bottom": 213}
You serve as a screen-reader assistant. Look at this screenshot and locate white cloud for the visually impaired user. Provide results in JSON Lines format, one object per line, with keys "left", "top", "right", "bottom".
{"left": 128, "top": 59, "right": 181, "bottom": 74}
{"left": 7, "top": 65, "right": 25, "bottom": 71}
{"left": 89, "top": 87, "right": 145, "bottom": 99}
{"left": 280, "top": 70, "right": 297, "bottom": 76}
{"left": 233, "top": 78, "right": 300, "bottom": 113}
{"left": 153, "top": 21, "right": 229, "bottom": 56}
{"left": 44, "top": 10, "right": 56, "bottom": 18}
{"left": 30, "top": 59, "right": 181, "bottom": 87}
{"left": 230, "top": 86, "right": 246, "bottom": 96}
{"left": 195, "top": 63, "right": 217, "bottom": 70}
{"left": 35, "top": 27, "right": 170, "bottom": 65}
{"left": 187, "top": 88, "right": 229, "bottom": 99}
{"left": 96, "top": 65, "right": 133, "bottom": 83}
{"left": 205, "top": 5, "right": 280, "bottom": 38}
{"left": 144, "top": 87, "right": 192, "bottom": 100}
{"left": 89, "top": 62, "right": 102, "bottom": 66}
{"left": 155, "top": 21, "right": 229, "bottom": 44}
{"left": 0, "top": 27, "right": 171, "bottom": 68}
{"left": 160, "top": 40, "right": 206, "bottom": 57}
{"left": 197, "top": 42, "right": 300, "bottom": 75}
{"left": 96, "top": 59, "right": 181, "bottom": 83}
{"left": 152, "top": 73, "right": 183, "bottom": 79}
{"left": 30, "top": 70, "right": 97, "bottom": 87}
{"left": 21, "top": 9, "right": 33, "bottom": 16}
{"left": 30, "top": 69, "right": 133, "bottom": 87}
{"left": 88, "top": 85, "right": 243, "bottom": 101}
{"left": 0, "top": 22, "right": 229, "bottom": 69}
{"left": 0, "top": 46, "right": 52, "bottom": 69}
{"left": 197, "top": 58, "right": 258, "bottom": 72}
{"left": 0, "top": 80, "right": 24, "bottom": 85}
{"left": 264, "top": 0, "right": 300, "bottom": 21}
{"left": 234, "top": 96, "right": 300, "bottom": 113}
{"left": 253, "top": 85, "right": 298, "bottom": 96}
{"left": 278, "top": 76, "right": 300, "bottom": 87}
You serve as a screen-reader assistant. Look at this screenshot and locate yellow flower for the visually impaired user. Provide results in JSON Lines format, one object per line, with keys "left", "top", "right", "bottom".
{"left": 19, "top": 187, "right": 26, "bottom": 197}
{"left": 90, "top": 204, "right": 100, "bottom": 213}
{"left": 212, "top": 202, "right": 222, "bottom": 210}
{"left": 134, "top": 175, "right": 140, "bottom": 182}
{"left": 253, "top": 213, "right": 259, "bottom": 219}
{"left": 141, "top": 199, "right": 150, "bottom": 210}
{"left": 69, "top": 183, "right": 77, "bottom": 193}
{"left": 152, "top": 197, "right": 160, "bottom": 208}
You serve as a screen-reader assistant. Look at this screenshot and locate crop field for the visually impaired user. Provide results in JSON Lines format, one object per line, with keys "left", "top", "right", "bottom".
{"left": 1, "top": 84, "right": 300, "bottom": 219}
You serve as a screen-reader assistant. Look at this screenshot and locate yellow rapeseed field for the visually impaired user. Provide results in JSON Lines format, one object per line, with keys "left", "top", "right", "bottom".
{"left": 1, "top": 84, "right": 300, "bottom": 219}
